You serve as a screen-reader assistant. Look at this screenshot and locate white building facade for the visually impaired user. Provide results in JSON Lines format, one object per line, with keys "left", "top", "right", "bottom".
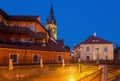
{"left": 79, "top": 35, "right": 114, "bottom": 61}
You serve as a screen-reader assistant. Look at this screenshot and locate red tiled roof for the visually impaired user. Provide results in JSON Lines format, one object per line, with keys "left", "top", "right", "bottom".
{"left": 56, "top": 40, "right": 64, "bottom": 46}
{"left": 0, "top": 22, "right": 46, "bottom": 39}
{"left": 0, "top": 8, "right": 9, "bottom": 18}
{"left": 0, "top": 38, "right": 69, "bottom": 52}
{"left": 0, "top": 8, "right": 48, "bottom": 33}
{"left": 8, "top": 15, "right": 39, "bottom": 22}
{"left": 0, "top": 9, "right": 69, "bottom": 52}
{"left": 0, "top": 22, "right": 9, "bottom": 32}
{"left": 8, "top": 27, "right": 46, "bottom": 39}
{"left": 46, "top": 38, "right": 69, "bottom": 52}
{"left": 0, "top": 8, "right": 39, "bottom": 22}
{"left": 81, "top": 36, "right": 113, "bottom": 44}
{"left": 73, "top": 44, "right": 79, "bottom": 50}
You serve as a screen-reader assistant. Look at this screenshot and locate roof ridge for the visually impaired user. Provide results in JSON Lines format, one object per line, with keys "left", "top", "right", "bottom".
{"left": 81, "top": 36, "right": 113, "bottom": 44}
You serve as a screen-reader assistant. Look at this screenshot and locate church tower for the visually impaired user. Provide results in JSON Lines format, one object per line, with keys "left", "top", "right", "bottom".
{"left": 46, "top": 4, "right": 57, "bottom": 40}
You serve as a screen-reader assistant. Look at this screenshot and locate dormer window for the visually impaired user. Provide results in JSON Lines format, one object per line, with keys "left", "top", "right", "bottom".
{"left": 29, "top": 39, "right": 34, "bottom": 43}
{"left": 11, "top": 38, "right": 18, "bottom": 42}
{"left": 29, "top": 25, "right": 34, "bottom": 31}
{"left": 92, "top": 40, "right": 99, "bottom": 42}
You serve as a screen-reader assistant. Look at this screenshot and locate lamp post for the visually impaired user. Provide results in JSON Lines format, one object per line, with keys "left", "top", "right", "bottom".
{"left": 78, "top": 58, "right": 82, "bottom": 73}
{"left": 78, "top": 46, "right": 83, "bottom": 73}
{"left": 95, "top": 47, "right": 99, "bottom": 64}
{"left": 78, "top": 46, "right": 83, "bottom": 60}
{"left": 77, "top": 48, "right": 80, "bottom": 60}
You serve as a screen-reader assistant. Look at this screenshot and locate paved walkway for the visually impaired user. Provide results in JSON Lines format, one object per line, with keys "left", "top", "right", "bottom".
{"left": 0, "top": 64, "right": 97, "bottom": 81}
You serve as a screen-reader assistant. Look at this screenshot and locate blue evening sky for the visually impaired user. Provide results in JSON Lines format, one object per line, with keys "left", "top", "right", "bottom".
{"left": 0, "top": 0, "right": 120, "bottom": 49}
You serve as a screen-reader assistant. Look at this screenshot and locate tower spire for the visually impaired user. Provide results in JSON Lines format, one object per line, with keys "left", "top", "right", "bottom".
{"left": 49, "top": 4, "right": 54, "bottom": 21}
{"left": 46, "top": 3, "right": 57, "bottom": 40}
{"left": 47, "top": 3, "right": 56, "bottom": 24}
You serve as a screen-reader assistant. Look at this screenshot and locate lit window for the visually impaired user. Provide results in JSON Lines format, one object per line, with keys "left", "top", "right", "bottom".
{"left": 11, "top": 38, "right": 18, "bottom": 42}
{"left": 86, "top": 47, "right": 90, "bottom": 52}
{"left": 58, "top": 55, "right": 62, "bottom": 62}
{"left": 32, "top": 54, "right": 39, "bottom": 63}
{"left": 10, "top": 54, "right": 18, "bottom": 63}
{"left": 52, "top": 28, "right": 56, "bottom": 33}
{"left": 29, "top": 39, "right": 34, "bottom": 43}
{"left": 21, "top": 38, "right": 27, "bottom": 42}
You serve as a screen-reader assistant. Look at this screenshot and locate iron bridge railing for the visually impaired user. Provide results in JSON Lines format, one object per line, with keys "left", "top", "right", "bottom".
{"left": 78, "top": 68, "right": 102, "bottom": 81}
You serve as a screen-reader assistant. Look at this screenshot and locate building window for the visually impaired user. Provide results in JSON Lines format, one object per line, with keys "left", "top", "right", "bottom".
{"left": 52, "top": 28, "right": 56, "bottom": 33}
{"left": 29, "top": 25, "right": 34, "bottom": 31}
{"left": 57, "top": 55, "right": 62, "bottom": 62}
{"left": 10, "top": 54, "right": 18, "bottom": 63}
{"left": 29, "top": 39, "right": 34, "bottom": 43}
{"left": 86, "top": 47, "right": 90, "bottom": 52}
{"left": 104, "top": 46, "right": 108, "bottom": 52}
{"left": 32, "top": 54, "right": 39, "bottom": 63}
{"left": 86, "top": 56, "right": 90, "bottom": 60}
{"left": 21, "top": 38, "right": 27, "bottom": 42}
{"left": 11, "top": 38, "right": 18, "bottom": 42}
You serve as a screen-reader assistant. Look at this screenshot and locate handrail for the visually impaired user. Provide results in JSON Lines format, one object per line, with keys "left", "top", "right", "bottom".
{"left": 108, "top": 68, "right": 120, "bottom": 81}
{"left": 78, "top": 68, "right": 102, "bottom": 81}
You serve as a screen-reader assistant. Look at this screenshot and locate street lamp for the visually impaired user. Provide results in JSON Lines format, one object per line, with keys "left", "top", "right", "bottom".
{"left": 78, "top": 46, "right": 83, "bottom": 73}
{"left": 95, "top": 47, "right": 99, "bottom": 64}
{"left": 77, "top": 48, "right": 80, "bottom": 60}
{"left": 78, "top": 59, "right": 82, "bottom": 73}
{"left": 78, "top": 46, "right": 83, "bottom": 59}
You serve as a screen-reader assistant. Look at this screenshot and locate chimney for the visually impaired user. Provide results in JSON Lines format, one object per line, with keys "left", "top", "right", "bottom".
{"left": 93, "top": 32, "right": 96, "bottom": 37}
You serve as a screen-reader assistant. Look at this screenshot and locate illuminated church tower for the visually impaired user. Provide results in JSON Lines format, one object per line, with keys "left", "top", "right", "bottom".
{"left": 46, "top": 4, "right": 57, "bottom": 40}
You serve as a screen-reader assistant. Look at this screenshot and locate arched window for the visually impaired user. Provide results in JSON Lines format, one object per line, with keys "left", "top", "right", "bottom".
{"left": 57, "top": 55, "right": 62, "bottom": 62}
{"left": 10, "top": 54, "right": 18, "bottom": 63}
{"left": 32, "top": 54, "right": 39, "bottom": 63}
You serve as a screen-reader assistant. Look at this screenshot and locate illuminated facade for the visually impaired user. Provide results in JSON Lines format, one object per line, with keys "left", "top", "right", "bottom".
{"left": 73, "top": 34, "right": 114, "bottom": 61}
{"left": 0, "top": 7, "right": 70, "bottom": 65}
{"left": 46, "top": 4, "right": 57, "bottom": 40}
